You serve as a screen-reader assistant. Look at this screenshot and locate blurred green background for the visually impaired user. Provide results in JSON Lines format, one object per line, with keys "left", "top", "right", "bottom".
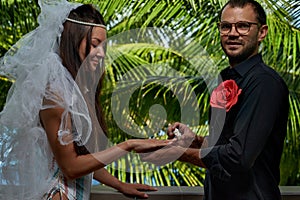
{"left": 0, "top": 0, "right": 299, "bottom": 186}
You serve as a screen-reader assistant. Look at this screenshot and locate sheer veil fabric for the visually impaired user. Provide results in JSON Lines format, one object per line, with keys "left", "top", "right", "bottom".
{"left": 0, "top": 0, "right": 96, "bottom": 199}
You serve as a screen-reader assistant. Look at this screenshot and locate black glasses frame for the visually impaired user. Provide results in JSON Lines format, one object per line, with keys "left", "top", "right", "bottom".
{"left": 218, "top": 21, "right": 260, "bottom": 35}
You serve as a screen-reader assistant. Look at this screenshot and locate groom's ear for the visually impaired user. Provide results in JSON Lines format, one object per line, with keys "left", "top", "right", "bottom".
{"left": 258, "top": 24, "right": 268, "bottom": 43}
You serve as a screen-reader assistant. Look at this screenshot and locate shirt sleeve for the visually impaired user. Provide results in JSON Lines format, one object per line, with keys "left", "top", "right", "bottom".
{"left": 201, "top": 73, "right": 287, "bottom": 181}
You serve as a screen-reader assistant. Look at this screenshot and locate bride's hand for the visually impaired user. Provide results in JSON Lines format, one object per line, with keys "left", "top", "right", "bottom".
{"left": 126, "top": 139, "right": 172, "bottom": 153}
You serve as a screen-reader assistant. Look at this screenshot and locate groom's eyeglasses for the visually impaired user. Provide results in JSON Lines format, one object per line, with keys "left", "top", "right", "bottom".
{"left": 218, "top": 21, "right": 259, "bottom": 35}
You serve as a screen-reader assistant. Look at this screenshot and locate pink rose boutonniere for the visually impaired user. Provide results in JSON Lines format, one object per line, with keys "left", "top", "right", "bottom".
{"left": 210, "top": 79, "right": 242, "bottom": 112}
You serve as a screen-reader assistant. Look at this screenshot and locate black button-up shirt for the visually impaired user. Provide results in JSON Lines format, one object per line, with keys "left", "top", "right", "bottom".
{"left": 201, "top": 54, "right": 289, "bottom": 200}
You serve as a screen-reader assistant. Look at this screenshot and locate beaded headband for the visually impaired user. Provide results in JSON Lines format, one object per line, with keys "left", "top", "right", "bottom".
{"left": 66, "top": 18, "right": 106, "bottom": 29}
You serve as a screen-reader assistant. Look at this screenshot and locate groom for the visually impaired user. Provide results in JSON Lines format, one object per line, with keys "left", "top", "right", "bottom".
{"left": 142, "top": 0, "right": 289, "bottom": 199}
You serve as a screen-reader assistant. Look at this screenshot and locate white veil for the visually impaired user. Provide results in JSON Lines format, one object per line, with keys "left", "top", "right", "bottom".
{"left": 0, "top": 0, "right": 96, "bottom": 199}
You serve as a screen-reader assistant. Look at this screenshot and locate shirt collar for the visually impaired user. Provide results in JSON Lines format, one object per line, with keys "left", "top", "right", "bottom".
{"left": 220, "top": 54, "right": 262, "bottom": 81}
{"left": 233, "top": 54, "right": 263, "bottom": 77}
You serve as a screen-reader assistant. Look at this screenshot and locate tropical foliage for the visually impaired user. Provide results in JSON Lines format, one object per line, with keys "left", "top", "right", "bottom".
{"left": 0, "top": 0, "right": 299, "bottom": 186}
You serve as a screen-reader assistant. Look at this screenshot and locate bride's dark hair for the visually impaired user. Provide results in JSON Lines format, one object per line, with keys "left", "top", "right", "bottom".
{"left": 60, "top": 4, "right": 107, "bottom": 154}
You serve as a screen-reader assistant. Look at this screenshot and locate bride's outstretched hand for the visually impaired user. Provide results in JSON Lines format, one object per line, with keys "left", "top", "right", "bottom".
{"left": 127, "top": 139, "right": 172, "bottom": 153}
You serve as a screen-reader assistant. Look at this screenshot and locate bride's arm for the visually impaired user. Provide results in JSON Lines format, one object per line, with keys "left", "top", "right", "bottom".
{"left": 40, "top": 105, "right": 169, "bottom": 180}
